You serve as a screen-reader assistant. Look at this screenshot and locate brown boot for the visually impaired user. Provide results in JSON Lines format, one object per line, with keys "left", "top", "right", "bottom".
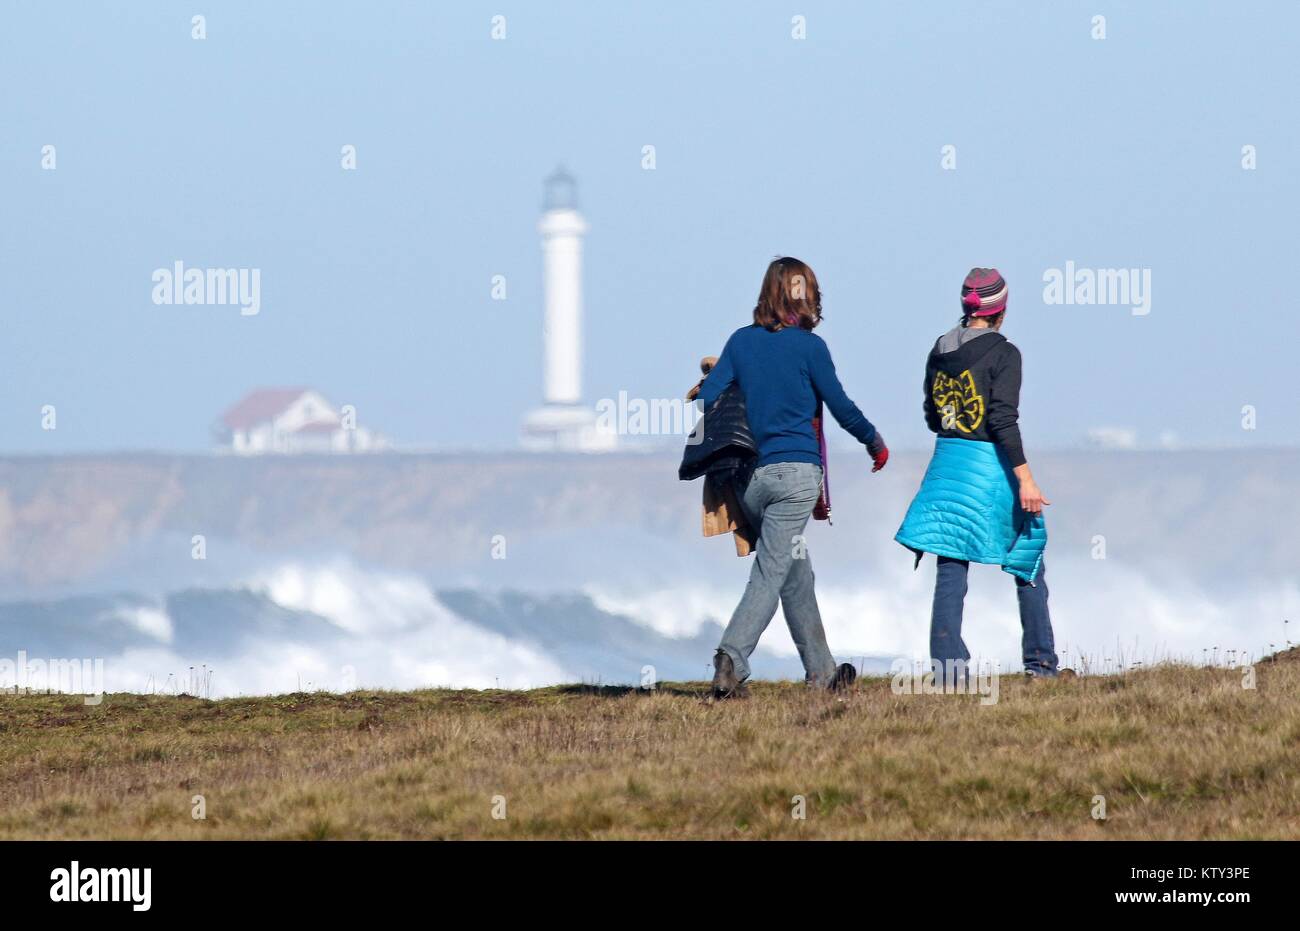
{"left": 712, "top": 649, "right": 744, "bottom": 699}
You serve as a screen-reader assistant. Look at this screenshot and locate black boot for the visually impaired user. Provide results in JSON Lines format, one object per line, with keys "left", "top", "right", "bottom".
{"left": 828, "top": 662, "right": 857, "bottom": 692}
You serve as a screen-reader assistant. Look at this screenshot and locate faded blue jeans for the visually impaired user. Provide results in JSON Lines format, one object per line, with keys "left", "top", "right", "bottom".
{"left": 930, "top": 556, "right": 1059, "bottom": 677}
{"left": 718, "top": 462, "right": 837, "bottom": 686}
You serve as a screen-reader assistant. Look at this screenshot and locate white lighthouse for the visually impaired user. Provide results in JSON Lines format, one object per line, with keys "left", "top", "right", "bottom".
{"left": 521, "top": 168, "right": 617, "bottom": 452}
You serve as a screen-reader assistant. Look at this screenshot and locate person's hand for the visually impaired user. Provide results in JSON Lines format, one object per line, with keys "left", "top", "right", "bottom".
{"left": 687, "top": 356, "right": 720, "bottom": 400}
{"left": 866, "top": 434, "right": 889, "bottom": 472}
{"left": 1017, "top": 473, "right": 1051, "bottom": 514}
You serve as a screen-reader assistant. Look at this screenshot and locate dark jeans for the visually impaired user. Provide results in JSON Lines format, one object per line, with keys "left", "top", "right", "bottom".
{"left": 930, "top": 556, "right": 1059, "bottom": 677}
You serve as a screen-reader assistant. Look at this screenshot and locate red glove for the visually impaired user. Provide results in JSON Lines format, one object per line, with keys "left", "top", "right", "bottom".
{"left": 867, "top": 434, "right": 889, "bottom": 472}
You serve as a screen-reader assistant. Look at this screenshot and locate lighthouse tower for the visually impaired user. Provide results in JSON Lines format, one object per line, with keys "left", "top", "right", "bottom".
{"left": 521, "top": 168, "right": 617, "bottom": 452}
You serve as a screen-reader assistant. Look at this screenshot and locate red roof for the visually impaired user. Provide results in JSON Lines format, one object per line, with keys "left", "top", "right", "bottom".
{"left": 221, "top": 388, "right": 311, "bottom": 430}
{"left": 293, "top": 420, "right": 340, "bottom": 434}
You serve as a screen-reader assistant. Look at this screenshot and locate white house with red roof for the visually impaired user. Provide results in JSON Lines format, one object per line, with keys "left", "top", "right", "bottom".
{"left": 216, "top": 388, "right": 387, "bottom": 455}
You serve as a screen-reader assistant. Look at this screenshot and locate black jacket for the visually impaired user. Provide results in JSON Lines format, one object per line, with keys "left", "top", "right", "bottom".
{"left": 922, "top": 330, "right": 1026, "bottom": 468}
{"left": 679, "top": 384, "right": 755, "bottom": 481}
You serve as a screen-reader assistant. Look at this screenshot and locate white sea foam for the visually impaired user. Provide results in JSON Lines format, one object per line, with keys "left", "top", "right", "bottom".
{"left": 37, "top": 549, "right": 1300, "bottom": 698}
{"left": 588, "top": 556, "right": 1299, "bottom": 673}
{"left": 97, "top": 561, "right": 572, "bottom": 696}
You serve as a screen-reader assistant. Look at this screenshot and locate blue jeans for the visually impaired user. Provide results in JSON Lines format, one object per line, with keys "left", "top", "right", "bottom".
{"left": 718, "top": 462, "right": 837, "bottom": 686}
{"left": 930, "top": 556, "right": 1059, "bottom": 677}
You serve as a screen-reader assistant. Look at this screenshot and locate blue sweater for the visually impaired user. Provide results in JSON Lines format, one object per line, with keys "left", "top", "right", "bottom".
{"left": 698, "top": 325, "right": 878, "bottom": 467}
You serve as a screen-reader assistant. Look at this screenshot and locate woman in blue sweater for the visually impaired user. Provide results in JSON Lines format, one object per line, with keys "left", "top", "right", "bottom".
{"left": 698, "top": 257, "right": 889, "bottom": 696}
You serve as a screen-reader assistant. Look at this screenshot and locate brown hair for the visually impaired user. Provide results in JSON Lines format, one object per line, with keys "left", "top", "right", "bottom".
{"left": 959, "top": 309, "right": 1005, "bottom": 329}
{"left": 752, "top": 257, "right": 822, "bottom": 331}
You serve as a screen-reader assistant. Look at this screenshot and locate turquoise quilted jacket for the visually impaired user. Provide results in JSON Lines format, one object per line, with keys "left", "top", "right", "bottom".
{"left": 895, "top": 437, "right": 1046, "bottom": 583}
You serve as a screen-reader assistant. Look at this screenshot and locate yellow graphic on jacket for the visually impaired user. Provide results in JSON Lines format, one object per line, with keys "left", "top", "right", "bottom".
{"left": 932, "top": 369, "right": 985, "bottom": 434}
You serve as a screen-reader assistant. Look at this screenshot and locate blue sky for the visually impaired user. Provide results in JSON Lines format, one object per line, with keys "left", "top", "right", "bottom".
{"left": 1, "top": 0, "right": 1294, "bottom": 453}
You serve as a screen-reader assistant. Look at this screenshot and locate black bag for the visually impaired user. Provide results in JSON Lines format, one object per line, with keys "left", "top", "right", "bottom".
{"left": 679, "top": 384, "right": 756, "bottom": 482}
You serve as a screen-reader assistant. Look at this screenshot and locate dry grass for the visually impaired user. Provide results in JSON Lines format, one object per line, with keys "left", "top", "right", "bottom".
{"left": 2, "top": 654, "right": 1298, "bottom": 839}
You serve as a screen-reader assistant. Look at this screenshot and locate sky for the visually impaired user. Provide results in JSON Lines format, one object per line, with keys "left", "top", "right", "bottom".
{"left": 1, "top": 0, "right": 1295, "bottom": 454}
